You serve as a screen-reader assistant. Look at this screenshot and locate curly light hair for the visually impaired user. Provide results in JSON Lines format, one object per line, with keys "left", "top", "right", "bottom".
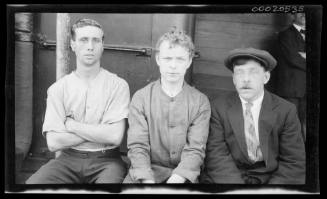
{"left": 155, "top": 26, "right": 195, "bottom": 58}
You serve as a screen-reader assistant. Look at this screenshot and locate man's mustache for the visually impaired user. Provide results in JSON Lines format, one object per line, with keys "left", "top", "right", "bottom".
{"left": 240, "top": 86, "right": 252, "bottom": 89}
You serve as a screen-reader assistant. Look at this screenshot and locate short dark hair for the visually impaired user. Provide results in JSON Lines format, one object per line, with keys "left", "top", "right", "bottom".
{"left": 71, "top": 18, "right": 104, "bottom": 41}
{"left": 231, "top": 56, "right": 268, "bottom": 71}
{"left": 155, "top": 26, "right": 195, "bottom": 58}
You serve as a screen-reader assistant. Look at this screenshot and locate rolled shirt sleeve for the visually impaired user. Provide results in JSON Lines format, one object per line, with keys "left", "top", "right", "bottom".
{"left": 101, "top": 79, "right": 130, "bottom": 124}
{"left": 42, "top": 82, "right": 69, "bottom": 136}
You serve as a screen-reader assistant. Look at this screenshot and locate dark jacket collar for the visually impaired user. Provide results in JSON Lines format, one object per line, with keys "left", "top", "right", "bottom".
{"left": 289, "top": 25, "right": 305, "bottom": 42}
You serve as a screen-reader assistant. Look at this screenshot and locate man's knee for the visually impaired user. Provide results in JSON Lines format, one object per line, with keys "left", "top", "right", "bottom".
{"left": 25, "top": 159, "right": 74, "bottom": 184}
{"left": 25, "top": 169, "right": 59, "bottom": 184}
{"left": 95, "top": 161, "right": 127, "bottom": 183}
{"left": 25, "top": 173, "right": 40, "bottom": 184}
{"left": 25, "top": 163, "right": 53, "bottom": 184}
{"left": 96, "top": 169, "right": 127, "bottom": 183}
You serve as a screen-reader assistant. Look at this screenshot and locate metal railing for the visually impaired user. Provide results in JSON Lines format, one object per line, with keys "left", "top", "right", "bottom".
{"left": 37, "top": 39, "right": 200, "bottom": 58}
{"left": 38, "top": 40, "right": 152, "bottom": 56}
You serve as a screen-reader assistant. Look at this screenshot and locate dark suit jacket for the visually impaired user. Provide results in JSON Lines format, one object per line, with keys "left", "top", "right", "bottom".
{"left": 200, "top": 90, "right": 306, "bottom": 184}
{"left": 275, "top": 25, "right": 306, "bottom": 98}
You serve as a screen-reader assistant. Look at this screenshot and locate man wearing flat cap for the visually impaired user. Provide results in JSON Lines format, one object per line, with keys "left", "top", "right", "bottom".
{"left": 200, "top": 48, "right": 305, "bottom": 184}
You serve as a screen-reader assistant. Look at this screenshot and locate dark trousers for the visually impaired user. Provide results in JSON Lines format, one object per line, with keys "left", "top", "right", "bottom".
{"left": 284, "top": 96, "right": 306, "bottom": 142}
{"left": 26, "top": 148, "right": 127, "bottom": 184}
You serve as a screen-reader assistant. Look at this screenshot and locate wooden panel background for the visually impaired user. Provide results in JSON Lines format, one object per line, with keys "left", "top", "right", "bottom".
{"left": 192, "top": 14, "right": 292, "bottom": 100}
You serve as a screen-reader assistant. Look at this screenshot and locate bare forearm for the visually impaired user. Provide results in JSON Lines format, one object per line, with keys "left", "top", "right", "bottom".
{"left": 46, "top": 131, "right": 86, "bottom": 152}
{"left": 66, "top": 118, "right": 125, "bottom": 146}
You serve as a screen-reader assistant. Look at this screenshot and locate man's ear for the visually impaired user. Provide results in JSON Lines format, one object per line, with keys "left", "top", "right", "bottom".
{"left": 186, "top": 57, "right": 193, "bottom": 69}
{"left": 70, "top": 39, "right": 75, "bottom": 52}
{"left": 155, "top": 53, "right": 160, "bottom": 65}
{"left": 264, "top": 71, "right": 271, "bottom": 84}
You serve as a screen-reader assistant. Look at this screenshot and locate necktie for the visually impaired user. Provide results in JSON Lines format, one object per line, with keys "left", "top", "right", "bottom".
{"left": 244, "top": 102, "right": 263, "bottom": 162}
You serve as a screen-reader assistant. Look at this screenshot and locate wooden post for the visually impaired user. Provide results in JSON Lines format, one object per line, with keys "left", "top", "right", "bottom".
{"left": 55, "top": 14, "right": 70, "bottom": 157}
{"left": 56, "top": 13, "right": 71, "bottom": 80}
{"left": 15, "top": 12, "right": 34, "bottom": 167}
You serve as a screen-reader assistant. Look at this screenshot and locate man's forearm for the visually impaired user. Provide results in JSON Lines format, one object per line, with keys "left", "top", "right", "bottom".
{"left": 46, "top": 131, "right": 86, "bottom": 152}
{"left": 66, "top": 118, "right": 125, "bottom": 146}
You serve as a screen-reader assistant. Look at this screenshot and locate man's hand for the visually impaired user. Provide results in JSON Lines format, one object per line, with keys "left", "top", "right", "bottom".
{"left": 166, "top": 174, "right": 186, "bottom": 183}
{"left": 298, "top": 51, "right": 306, "bottom": 59}
{"left": 141, "top": 179, "right": 155, "bottom": 183}
{"left": 244, "top": 176, "right": 262, "bottom": 184}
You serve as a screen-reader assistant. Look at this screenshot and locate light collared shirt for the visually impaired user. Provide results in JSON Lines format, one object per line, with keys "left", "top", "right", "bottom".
{"left": 239, "top": 92, "right": 264, "bottom": 146}
{"left": 42, "top": 67, "right": 130, "bottom": 151}
{"left": 293, "top": 23, "right": 305, "bottom": 33}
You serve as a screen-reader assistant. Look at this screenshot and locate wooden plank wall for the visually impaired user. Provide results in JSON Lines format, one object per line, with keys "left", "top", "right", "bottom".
{"left": 192, "top": 14, "right": 292, "bottom": 100}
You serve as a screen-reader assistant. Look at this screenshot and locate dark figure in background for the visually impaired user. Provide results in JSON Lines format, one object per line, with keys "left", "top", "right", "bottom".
{"left": 200, "top": 48, "right": 305, "bottom": 184}
{"left": 26, "top": 19, "right": 130, "bottom": 184}
{"left": 275, "top": 13, "right": 306, "bottom": 141}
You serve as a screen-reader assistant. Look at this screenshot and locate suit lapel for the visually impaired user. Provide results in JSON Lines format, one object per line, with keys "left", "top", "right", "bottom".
{"left": 227, "top": 93, "right": 252, "bottom": 163}
{"left": 258, "top": 90, "right": 278, "bottom": 164}
{"left": 290, "top": 25, "right": 305, "bottom": 45}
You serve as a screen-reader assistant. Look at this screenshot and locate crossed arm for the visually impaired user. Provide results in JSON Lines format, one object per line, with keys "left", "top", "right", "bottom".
{"left": 46, "top": 118, "right": 126, "bottom": 152}
{"left": 278, "top": 30, "right": 306, "bottom": 71}
{"left": 44, "top": 79, "right": 129, "bottom": 153}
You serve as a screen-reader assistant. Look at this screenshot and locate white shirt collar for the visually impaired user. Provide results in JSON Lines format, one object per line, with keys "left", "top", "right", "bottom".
{"left": 239, "top": 91, "right": 264, "bottom": 108}
{"left": 293, "top": 23, "right": 305, "bottom": 32}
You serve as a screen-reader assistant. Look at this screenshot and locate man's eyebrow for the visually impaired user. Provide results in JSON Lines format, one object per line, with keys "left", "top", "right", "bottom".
{"left": 234, "top": 68, "right": 243, "bottom": 71}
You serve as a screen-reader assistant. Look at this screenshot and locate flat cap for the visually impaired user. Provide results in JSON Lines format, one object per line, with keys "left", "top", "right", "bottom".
{"left": 224, "top": 47, "right": 277, "bottom": 71}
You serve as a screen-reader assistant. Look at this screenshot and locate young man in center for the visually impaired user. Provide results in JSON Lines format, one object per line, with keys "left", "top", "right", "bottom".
{"left": 123, "top": 28, "right": 211, "bottom": 183}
